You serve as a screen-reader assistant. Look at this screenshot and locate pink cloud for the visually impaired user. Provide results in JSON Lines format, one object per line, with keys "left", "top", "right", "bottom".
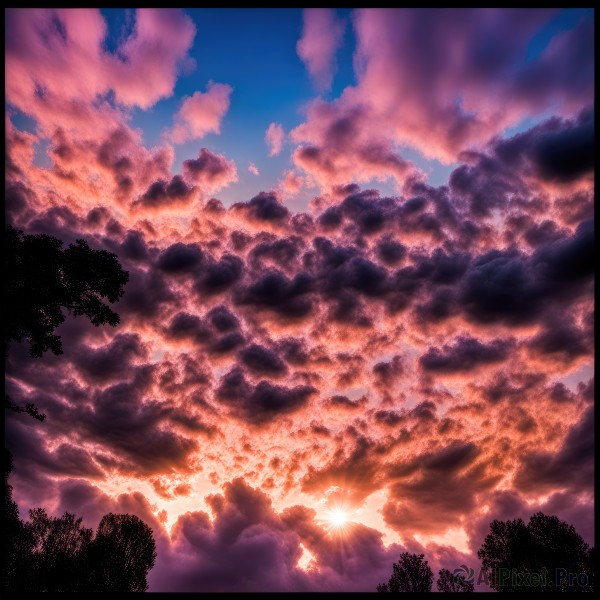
{"left": 290, "top": 9, "right": 594, "bottom": 191}
{"left": 170, "top": 82, "right": 233, "bottom": 144}
{"left": 290, "top": 101, "right": 415, "bottom": 191}
{"left": 265, "top": 122, "right": 285, "bottom": 157}
{"left": 248, "top": 163, "right": 260, "bottom": 176}
{"left": 5, "top": 9, "right": 196, "bottom": 113}
{"left": 278, "top": 170, "right": 308, "bottom": 197}
{"left": 297, "top": 9, "right": 345, "bottom": 92}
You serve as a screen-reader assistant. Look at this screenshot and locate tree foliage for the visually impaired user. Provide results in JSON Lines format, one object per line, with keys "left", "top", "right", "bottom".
{"left": 4, "top": 449, "right": 34, "bottom": 592}
{"left": 377, "top": 552, "right": 434, "bottom": 592}
{"left": 27, "top": 508, "right": 93, "bottom": 592}
{"left": 85, "top": 513, "right": 157, "bottom": 592}
{"left": 437, "top": 568, "right": 474, "bottom": 592}
{"left": 5, "top": 225, "right": 129, "bottom": 358}
{"left": 478, "top": 512, "right": 594, "bottom": 592}
{"left": 4, "top": 451, "right": 156, "bottom": 593}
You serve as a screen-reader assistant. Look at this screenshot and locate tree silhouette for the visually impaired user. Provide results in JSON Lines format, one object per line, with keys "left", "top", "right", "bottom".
{"left": 4, "top": 451, "right": 157, "bottom": 592}
{"left": 27, "top": 508, "right": 93, "bottom": 592}
{"left": 4, "top": 449, "right": 34, "bottom": 593}
{"left": 478, "top": 512, "right": 594, "bottom": 592}
{"left": 5, "top": 225, "right": 129, "bottom": 358}
{"left": 377, "top": 552, "right": 433, "bottom": 592}
{"left": 83, "top": 513, "right": 157, "bottom": 592}
{"left": 437, "top": 568, "right": 474, "bottom": 592}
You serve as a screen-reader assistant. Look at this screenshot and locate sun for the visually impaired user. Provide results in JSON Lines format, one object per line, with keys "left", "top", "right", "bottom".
{"left": 327, "top": 508, "right": 349, "bottom": 530}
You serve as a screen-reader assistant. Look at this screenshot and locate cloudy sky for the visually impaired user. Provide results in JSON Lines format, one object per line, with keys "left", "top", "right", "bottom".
{"left": 5, "top": 8, "right": 594, "bottom": 592}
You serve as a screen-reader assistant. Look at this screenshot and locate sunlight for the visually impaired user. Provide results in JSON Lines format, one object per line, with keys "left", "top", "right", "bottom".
{"left": 330, "top": 508, "right": 348, "bottom": 527}
{"left": 325, "top": 507, "right": 350, "bottom": 531}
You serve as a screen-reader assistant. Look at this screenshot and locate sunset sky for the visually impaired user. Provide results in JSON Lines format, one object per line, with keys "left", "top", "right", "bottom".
{"left": 5, "top": 8, "right": 594, "bottom": 592}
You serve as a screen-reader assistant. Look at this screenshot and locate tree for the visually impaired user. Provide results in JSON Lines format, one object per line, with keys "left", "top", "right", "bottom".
{"left": 4, "top": 452, "right": 157, "bottom": 592}
{"left": 478, "top": 512, "right": 594, "bottom": 592}
{"left": 437, "top": 568, "right": 474, "bottom": 592}
{"left": 377, "top": 552, "right": 433, "bottom": 592}
{"left": 5, "top": 394, "right": 45, "bottom": 421}
{"left": 27, "top": 509, "right": 93, "bottom": 592}
{"left": 83, "top": 513, "right": 157, "bottom": 592}
{"left": 4, "top": 449, "right": 34, "bottom": 593}
{"left": 5, "top": 225, "right": 129, "bottom": 358}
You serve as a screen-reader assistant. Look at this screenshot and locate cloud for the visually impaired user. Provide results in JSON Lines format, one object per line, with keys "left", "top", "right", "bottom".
{"left": 239, "top": 344, "right": 288, "bottom": 377}
{"left": 289, "top": 9, "right": 594, "bottom": 191}
{"left": 383, "top": 443, "right": 498, "bottom": 536}
{"left": 170, "top": 82, "right": 233, "bottom": 144}
{"left": 266, "top": 122, "right": 285, "bottom": 157}
{"left": 215, "top": 368, "right": 316, "bottom": 425}
{"left": 182, "top": 148, "right": 238, "bottom": 194}
{"left": 134, "top": 175, "right": 196, "bottom": 210}
{"left": 297, "top": 9, "right": 345, "bottom": 92}
{"left": 72, "top": 333, "right": 148, "bottom": 382}
{"left": 513, "top": 406, "right": 594, "bottom": 495}
{"left": 248, "top": 163, "right": 260, "bottom": 176}
{"left": 5, "top": 9, "right": 196, "bottom": 113}
{"left": 492, "top": 109, "right": 594, "bottom": 184}
{"left": 279, "top": 170, "right": 309, "bottom": 197}
{"left": 291, "top": 102, "right": 413, "bottom": 190}
{"left": 231, "top": 192, "right": 290, "bottom": 224}
{"left": 419, "top": 336, "right": 515, "bottom": 373}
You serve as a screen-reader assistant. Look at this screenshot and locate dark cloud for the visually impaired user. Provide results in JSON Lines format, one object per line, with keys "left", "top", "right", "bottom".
{"left": 86, "top": 206, "right": 111, "bottom": 228}
{"left": 547, "top": 382, "right": 575, "bottom": 404}
{"left": 194, "top": 254, "right": 244, "bottom": 295}
{"left": 5, "top": 420, "right": 105, "bottom": 483}
{"left": 236, "top": 269, "right": 314, "bottom": 321}
{"left": 273, "top": 338, "right": 310, "bottom": 366}
{"left": 494, "top": 109, "right": 594, "bottom": 183}
{"left": 135, "top": 175, "right": 195, "bottom": 209}
{"left": 514, "top": 406, "right": 593, "bottom": 494}
{"left": 373, "top": 355, "right": 404, "bottom": 387}
{"left": 231, "top": 191, "right": 290, "bottom": 223}
{"left": 165, "top": 312, "right": 212, "bottom": 344}
{"left": 477, "top": 371, "right": 546, "bottom": 405}
{"left": 182, "top": 148, "right": 237, "bottom": 189}
{"left": 531, "top": 218, "right": 593, "bottom": 283}
{"left": 239, "top": 344, "right": 288, "bottom": 377}
{"left": 80, "top": 372, "right": 198, "bottom": 475}
{"left": 449, "top": 154, "right": 526, "bottom": 218}
{"left": 157, "top": 242, "right": 203, "bottom": 273}
{"left": 215, "top": 368, "right": 316, "bottom": 425}
{"left": 5, "top": 180, "right": 36, "bottom": 221}
{"left": 523, "top": 219, "right": 567, "bottom": 247}
{"left": 120, "top": 230, "right": 150, "bottom": 262}
{"left": 205, "top": 305, "right": 240, "bottom": 332}
{"left": 211, "top": 331, "right": 245, "bottom": 355}
{"left": 420, "top": 336, "right": 514, "bottom": 373}
{"left": 165, "top": 309, "right": 244, "bottom": 356}
{"left": 459, "top": 220, "right": 593, "bottom": 325}
{"left": 528, "top": 319, "right": 590, "bottom": 362}
{"left": 373, "top": 410, "right": 405, "bottom": 427}
{"left": 375, "top": 236, "right": 406, "bottom": 266}
{"left": 72, "top": 333, "right": 147, "bottom": 382}
{"left": 248, "top": 235, "right": 304, "bottom": 271}
{"left": 159, "top": 478, "right": 306, "bottom": 592}
{"left": 117, "top": 265, "right": 177, "bottom": 319}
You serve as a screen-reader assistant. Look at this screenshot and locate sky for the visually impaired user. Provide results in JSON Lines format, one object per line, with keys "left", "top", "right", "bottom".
{"left": 4, "top": 8, "right": 594, "bottom": 592}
